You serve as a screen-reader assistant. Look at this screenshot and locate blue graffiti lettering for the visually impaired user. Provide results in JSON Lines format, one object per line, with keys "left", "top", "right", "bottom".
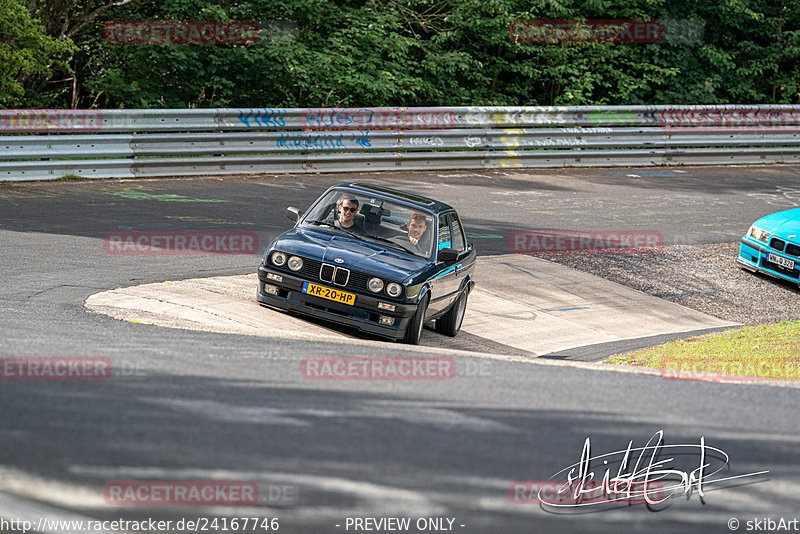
{"left": 350, "top": 131, "right": 371, "bottom": 148}
{"left": 277, "top": 132, "right": 346, "bottom": 151}
{"left": 305, "top": 108, "right": 375, "bottom": 129}
{"left": 238, "top": 109, "right": 253, "bottom": 127}
{"left": 239, "top": 108, "right": 286, "bottom": 128}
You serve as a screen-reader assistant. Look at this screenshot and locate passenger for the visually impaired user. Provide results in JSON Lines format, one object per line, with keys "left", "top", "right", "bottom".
{"left": 404, "top": 212, "right": 429, "bottom": 254}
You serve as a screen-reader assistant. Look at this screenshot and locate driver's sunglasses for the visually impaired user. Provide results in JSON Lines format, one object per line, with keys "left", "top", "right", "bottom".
{"left": 341, "top": 206, "right": 358, "bottom": 213}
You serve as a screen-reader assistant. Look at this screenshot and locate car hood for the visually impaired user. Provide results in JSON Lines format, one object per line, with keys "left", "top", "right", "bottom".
{"left": 271, "top": 227, "right": 429, "bottom": 282}
{"left": 755, "top": 208, "right": 800, "bottom": 236}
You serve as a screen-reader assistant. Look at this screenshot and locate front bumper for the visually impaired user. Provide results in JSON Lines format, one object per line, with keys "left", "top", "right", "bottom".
{"left": 738, "top": 238, "right": 800, "bottom": 283}
{"left": 256, "top": 265, "right": 418, "bottom": 340}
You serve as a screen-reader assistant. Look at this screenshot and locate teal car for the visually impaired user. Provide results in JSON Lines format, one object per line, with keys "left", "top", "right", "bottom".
{"left": 738, "top": 208, "right": 800, "bottom": 285}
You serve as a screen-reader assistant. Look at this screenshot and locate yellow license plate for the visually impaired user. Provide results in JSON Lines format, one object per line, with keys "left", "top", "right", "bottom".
{"left": 302, "top": 282, "right": 356, "bottom": 306}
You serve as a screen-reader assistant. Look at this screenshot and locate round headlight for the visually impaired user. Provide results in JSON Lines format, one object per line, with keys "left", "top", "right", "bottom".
{"left": 368, "top": 277, "right": 384, "bottom": 293}
{"left": 287, "top": 256, "right": 304, "bottom": 272}
{"left": 386, "top": 283, "right": 402, "bottom": 297}
{"left": 271, "top": 251, "right": 287, "bottom": 266}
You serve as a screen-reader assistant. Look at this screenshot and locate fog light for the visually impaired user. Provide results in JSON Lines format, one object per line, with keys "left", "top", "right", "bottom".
{"left": 264, "top": 284, "right": 279, "bottom": 295}
{"left": 266, "top": 273, "right": 283, "bottom": 282}
{"left": 379, "top": 315, "right": 395, "bottom": 326}
{"left": 378, "top": 302, "right": 395, "bottom": 311}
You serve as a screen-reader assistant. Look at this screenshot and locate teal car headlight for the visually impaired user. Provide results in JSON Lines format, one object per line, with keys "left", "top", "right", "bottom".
{"left": 747, "top": 225, "right": 770, "bottom": 244}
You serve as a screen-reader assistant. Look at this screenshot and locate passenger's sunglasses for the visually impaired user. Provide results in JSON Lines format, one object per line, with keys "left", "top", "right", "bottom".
{"left": 340, "top": 206, "right": 358, "bottom": 213}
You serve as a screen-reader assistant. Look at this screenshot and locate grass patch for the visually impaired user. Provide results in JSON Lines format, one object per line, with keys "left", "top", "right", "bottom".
{"left": 605, "top": 320, "right": 800, "bottom": 381}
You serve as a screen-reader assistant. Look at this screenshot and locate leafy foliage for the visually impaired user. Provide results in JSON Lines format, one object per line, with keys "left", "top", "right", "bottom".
{"left": 0, "top": 0, "right": 74, "bottom": 107}
{"left": 10, "top": 0, "right": 800, "bottom": 108}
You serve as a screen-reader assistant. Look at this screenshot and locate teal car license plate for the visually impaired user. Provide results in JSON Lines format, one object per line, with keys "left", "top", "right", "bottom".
{"left": 768, "top": 253, "right": 794, "bottom": 270}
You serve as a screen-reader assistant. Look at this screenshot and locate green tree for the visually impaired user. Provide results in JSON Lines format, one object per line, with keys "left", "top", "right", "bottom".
{"left": 11, "top": 0, "right": 800, "bottom": 108}
{"left": 0, "top": 0, "right": 74, "bottom": 107}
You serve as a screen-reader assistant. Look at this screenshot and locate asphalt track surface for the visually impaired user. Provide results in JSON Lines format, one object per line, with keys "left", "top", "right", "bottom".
{"left": 1, "top": 166, "right": 800, "bottom": 534}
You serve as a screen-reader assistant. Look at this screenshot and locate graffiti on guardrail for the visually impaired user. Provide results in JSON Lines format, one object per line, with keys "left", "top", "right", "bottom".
{"left": 303, "top": 108, "right": 357, "bottom": 129}
{"left": 276, "top": 131, "right": 371, "bottom": 150}
{"left": 3, "top": 105, "right": 800, "bottom": 181}
{"left": 466, "top": 107, "right": 568, "bottom": 127}
{"left": 528, "top": 137, "right": 588, "bottom": 147}
{"left": 302, "top": 108, "right": 458, "bottom": 130}
{"left": 496, "top": 129, "right": 589, "bottom": 147}
{"left": 463, "top": 136, "right": 482, "bottom": 147}
{"left": 0, "top": 110, "right": 104, "bottom": 132}
{"left": 237, "top": 108, "right": 287, "bottom": 128}
{"left": 407, "top": 136, "right": 444, "bottom": 147}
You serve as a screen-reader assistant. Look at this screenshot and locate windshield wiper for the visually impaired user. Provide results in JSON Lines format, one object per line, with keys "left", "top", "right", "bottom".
{"left": 305, "top": 219, "right": 360, "bottom": 239}
{"left": 363, "top": 233, "right": 413, "bottom": 253}
{"left": 305, "top": 219, "right": 337, "bottom": 229}
{"left": 305, "top": 221, "right": 414, "bottom": 253}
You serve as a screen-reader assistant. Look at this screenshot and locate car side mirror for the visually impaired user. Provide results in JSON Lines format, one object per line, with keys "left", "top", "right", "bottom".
{"left": 286, "top": 206, "right": 303, "bottom": 223}
{"left": 437, "top": 247, "right": 459, "bottom": 262}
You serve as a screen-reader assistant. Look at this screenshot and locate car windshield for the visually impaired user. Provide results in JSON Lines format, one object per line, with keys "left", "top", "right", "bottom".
{"left": 301, "top": 189, "right": 435, "bottom": 259}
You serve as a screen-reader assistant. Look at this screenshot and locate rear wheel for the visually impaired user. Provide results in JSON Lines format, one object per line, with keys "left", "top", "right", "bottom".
{"left": 403, "top": 293, "right": 429, "bottom": 345}
{"left": 435, "top": 290, "right": 468, "bottom": 337}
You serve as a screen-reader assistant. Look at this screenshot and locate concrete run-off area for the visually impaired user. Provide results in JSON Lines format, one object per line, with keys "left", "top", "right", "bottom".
{"left": 85, "top": 254, "right": 736, "bottom": 358}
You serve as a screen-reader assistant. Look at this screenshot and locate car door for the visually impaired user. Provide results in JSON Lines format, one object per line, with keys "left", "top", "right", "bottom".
{"left": 426, "top": 212, "right": 462, "bottom": 316}
{"left": 448, "top": 211, "right": 476, "bottom": 286}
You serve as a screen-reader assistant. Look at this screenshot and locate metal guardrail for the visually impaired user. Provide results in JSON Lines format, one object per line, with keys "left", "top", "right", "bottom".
{"left": 2, "top": 105, "right": 800, "bottom": 181}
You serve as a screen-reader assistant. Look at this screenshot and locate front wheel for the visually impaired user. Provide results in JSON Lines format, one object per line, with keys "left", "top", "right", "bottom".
{"left": 435, "top": 290, "right": 468, "bottom": 337}
{"left": 403, "top": 293, "right": 429, "bottom": 345}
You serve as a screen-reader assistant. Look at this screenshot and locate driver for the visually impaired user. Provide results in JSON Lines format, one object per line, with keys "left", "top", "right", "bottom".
{"left": 335, "top": 194, "right": 365, "bottom": 233}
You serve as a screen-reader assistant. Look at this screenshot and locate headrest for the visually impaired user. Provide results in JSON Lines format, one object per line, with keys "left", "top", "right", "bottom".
{"left": 360, "top": 204, "right": 389, "bottom": 226}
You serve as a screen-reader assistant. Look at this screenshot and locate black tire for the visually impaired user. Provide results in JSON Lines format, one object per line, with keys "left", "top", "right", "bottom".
{"left": 435, "top": 290, "right": 468, "bottom": 337}
{"left": 403, "top": 293, "right": 429, "bottom": 345}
